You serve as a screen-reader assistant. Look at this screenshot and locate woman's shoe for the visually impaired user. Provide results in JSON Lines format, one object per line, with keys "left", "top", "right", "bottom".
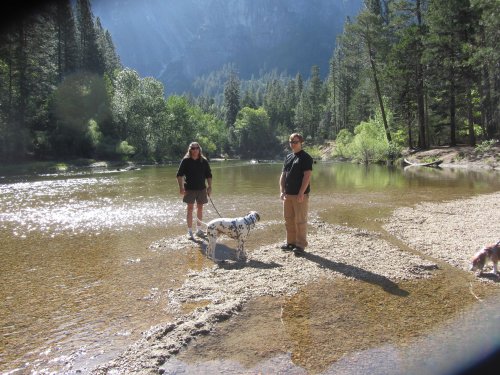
{"left": 280, "top": 243, "right": 295, "bottom": 251}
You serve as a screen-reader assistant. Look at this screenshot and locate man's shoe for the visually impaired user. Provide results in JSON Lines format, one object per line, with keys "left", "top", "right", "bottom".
{"left": 195, "top": 229, "right": 205, "bottom": 237}
{"left": 293, "top": 247, "right": 305, "bottom": 256}
{"left": 280, "top": 243, "right": 295, "bottom": 251}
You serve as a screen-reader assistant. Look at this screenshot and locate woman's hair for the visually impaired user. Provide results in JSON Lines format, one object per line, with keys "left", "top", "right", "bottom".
{"left": 289, "top": 133, "right": 304, "bottom": 143}
{"left": 183, "top": 141, "right": 207, "bottom": 160}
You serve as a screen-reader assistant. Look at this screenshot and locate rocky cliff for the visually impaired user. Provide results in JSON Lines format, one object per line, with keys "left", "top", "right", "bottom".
{"left": 92, "top": 0, "right": 362, "bottom": 93}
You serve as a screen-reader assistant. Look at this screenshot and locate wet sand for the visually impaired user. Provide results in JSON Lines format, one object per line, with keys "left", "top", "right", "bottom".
{"left": 92, "top": 192, "right": 500, "bottom": 374}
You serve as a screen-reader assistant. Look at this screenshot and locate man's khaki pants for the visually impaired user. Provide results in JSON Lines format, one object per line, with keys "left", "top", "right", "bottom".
{"left": 283, "top": 194, "right": 309, "bottom": 249}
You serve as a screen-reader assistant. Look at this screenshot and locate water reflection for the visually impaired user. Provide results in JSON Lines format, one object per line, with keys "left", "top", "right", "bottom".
{"left": 1, "top": 161, "right": 499, "bottom": 373}
{"left": 0, "top": 174, "right": 183, "bottom": 236}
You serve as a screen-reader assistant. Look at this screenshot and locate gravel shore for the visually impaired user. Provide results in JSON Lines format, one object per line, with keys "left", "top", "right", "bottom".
{"left": 384, "top": 191, "right": 500, "bottom": 275}
{"left": 92, "top": 190, "right": 499, "bottom": 374}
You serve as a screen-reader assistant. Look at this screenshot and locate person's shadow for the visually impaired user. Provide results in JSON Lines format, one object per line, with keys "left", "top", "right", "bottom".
{"left": 301, "top": 251, "right": 410, "bottom": 296}
{"left": 195, "top": 240, "right": 410, "bottom": 296}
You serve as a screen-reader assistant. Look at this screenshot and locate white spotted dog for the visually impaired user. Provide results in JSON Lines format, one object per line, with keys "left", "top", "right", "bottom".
{"left": 469, "top": 240, "right": 500, "bottom": 277}
{"left": 205, "top": 211, "right": 260, "bottom": 262}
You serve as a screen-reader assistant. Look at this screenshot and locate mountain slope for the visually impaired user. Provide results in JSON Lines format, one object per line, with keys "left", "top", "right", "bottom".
{"left": 92, "top": 0, "right": 363, "bottom": 94}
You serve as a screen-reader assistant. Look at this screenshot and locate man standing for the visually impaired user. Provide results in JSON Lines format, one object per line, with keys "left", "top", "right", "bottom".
{"left": 279, "top": 133, "right": 313, "bottom": 256}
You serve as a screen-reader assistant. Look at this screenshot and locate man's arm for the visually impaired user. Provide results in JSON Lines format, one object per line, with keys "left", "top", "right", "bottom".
{"left": 297, "top": 170, "right": 312, "bottom": 202}
{"left": 279, "top": 172, "right": 286, "bottom": 200}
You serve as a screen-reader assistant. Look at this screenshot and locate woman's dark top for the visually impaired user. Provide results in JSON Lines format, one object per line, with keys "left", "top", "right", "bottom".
{"left": 176, "top": 157, "right": 212, "bottom": 190}
{"left": 283, "top": 150, "right": 313, "bottom": 195}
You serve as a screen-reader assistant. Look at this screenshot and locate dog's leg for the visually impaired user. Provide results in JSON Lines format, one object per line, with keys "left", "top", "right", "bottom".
{"left": 210, "top": 235, "right": 223, "bottom": 263}
{"left": 206, "top": 233, "right": 216, "bottom": 261}
{"left": 237, "top": 238, "right": 247, "bottom": 262}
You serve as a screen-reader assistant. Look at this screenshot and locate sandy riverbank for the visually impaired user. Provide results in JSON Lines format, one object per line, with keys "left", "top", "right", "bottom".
{"left": 92, "top": 187, "right": 500, "bottom": 374}
{"left": 402, "top": 144, "right": 500, "bottom": 171}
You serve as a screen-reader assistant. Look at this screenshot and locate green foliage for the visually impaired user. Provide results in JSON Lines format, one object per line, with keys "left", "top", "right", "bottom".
{"left": 187, "top": 106, "right": 227, "bottom": 158}
{"left": 51, "top": 72, "right": 110, "bottom": 157}
{"left": 334, "top": 114, "right": 396, "bottom": 164}
{"left": 385, "top": 141, "right": 402, "bottom": 162}
{"left": 302, "top": 145, "right": 322, "bottom": 160}
{"left": 234, "top": 107, "right": 280, "bottom": 158}
{"left": 115, "top": 140, "right": 135, "bottom": 160}
{"left": 474, "top": 139, "right": 498, "bottom": 154}
{"left": 1, "top": 0, "right": 500, "bottom": 164}
{"left": 111, "top": 69, "right": 167, "bottom": 159}
{"left": 333, "top": 129, "right": 354, "bottom": 158}
{"left": 351, "top": 119, "right": 388, "bottom": 164}
{"left": 86, "top": 119, "right": 103, "bottom": 149}
{"left": 223, "top": 70, "right": 240, "bottom": 128}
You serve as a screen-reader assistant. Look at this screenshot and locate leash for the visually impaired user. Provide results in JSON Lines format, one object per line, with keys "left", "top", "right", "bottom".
{"left": 209, "top": 195, "right": 223, "bottom": 218}
{"left": 196, "top": 194, "right": 222, "bottom": 228}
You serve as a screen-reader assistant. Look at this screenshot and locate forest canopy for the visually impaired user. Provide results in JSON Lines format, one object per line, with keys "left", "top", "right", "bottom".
{"left": 0, "top": 0, "right": 498, "bottom": 163}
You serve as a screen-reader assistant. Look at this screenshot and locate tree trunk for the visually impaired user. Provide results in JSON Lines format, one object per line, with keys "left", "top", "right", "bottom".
{"left": 450, "top": 84, "right": 456, "bottom": 146}
{"left": 367, "top": 38, "right": 391, "bottom": 143}
{"left": 16, "top": 21, "right": 28, "bottom": 159}
{"left": 415, "top": 0, "right": 426, "bottom": 149}
{"left": 467, "top": 83, "right": 476, "bottom": 146}
{"left": 407, "top": 110, "right": 413, "bottom": 149}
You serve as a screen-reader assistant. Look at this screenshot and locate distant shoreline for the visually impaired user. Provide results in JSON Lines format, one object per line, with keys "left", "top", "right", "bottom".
{"left": 1, "top": 145, "right": 498, "bottom": 179}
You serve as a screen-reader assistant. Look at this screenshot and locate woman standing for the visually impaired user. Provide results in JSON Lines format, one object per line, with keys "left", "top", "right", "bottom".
{"left": 176, "top": 142, "right": 212, "bottom": 238}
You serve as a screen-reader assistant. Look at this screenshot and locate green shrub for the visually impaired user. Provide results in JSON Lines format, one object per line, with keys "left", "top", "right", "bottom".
{"left": 475, "top": 139, "right": 498, "bottom": 154}
{"left": 303, "top": 145, "right": 322, "bottom": 159}
{"left": 334, "top": 129, "right": 354, "bottom": 158}
{"left": 351, "top": 120, "right": 388, "bottom": 164}
{"left": 116, "top": 141, "right": 136, "bottom": 161}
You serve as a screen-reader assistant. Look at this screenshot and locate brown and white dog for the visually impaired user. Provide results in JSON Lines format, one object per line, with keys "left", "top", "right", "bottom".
{"left": 205, "top": 211, "right": 260, "bottom": 262}
{"left": 469, "top": 240, "right": 500, "bottom": 276}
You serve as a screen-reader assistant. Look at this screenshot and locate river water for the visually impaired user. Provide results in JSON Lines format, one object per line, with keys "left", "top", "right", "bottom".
{"left": 1, "top": 161, "right": 499, "bottom": 374}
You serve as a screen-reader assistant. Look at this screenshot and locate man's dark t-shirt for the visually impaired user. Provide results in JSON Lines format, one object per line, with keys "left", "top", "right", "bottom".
{"left": 176, "top": 158, "right": 212, "bottom": 190}
{"left": 283, "top": 150, "right": 313, "bottom": 195}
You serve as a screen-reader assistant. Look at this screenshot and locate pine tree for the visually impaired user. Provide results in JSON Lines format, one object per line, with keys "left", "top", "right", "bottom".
{"left": 95, "top": 17, "right": 121, "bottom": 76}
{"left": 471, "top": 0, "right": 500, "bottom": 139}
{"left": 424, "top": 0, "right": 478, "bottom": 146}
{"left": 55, "top": 0, "right": 79, "bottom": 81}
{"left": 348, "top": 5, "right": 392, "bottom": 143}
{"left": 307, "top": 65, "right": 325, "bottom": 140}
{"left": 75, "top": 0, "right": 104, "bottom": 74}
{"left": 223, "top": 70, "right": 240, "bottom": 129}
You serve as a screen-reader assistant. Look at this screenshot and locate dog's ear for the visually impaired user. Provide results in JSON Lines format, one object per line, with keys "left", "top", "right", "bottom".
{"left": 256, "top": 212, "right": 260, "bottom": 221}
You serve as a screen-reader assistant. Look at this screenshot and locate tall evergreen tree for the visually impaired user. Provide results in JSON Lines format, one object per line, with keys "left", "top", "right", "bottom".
{"left": 470, "top": 0, "right": 500, "bottom": 139}
{"left": 95, "top": 17, "right": 121, "bottom": 76}
{"left": 424, "top": 0, "right": 477, "bottom": 146}
{"left": 55, "top": 0, "right": 79, "bottom": 81}
{"left": 75, "top": 0, "right": 104, "bottom": 74}
{"left": 348, "top": 5, "right": 392, "bottom": 143}
{"left": 307, "top": 65, "right": 325, "bottom": 140}
{"left": 223, "top": 70, "right": 240, "bottom": 129}
{"left": 414, "top": 0, "right": 427, "bottom": 148}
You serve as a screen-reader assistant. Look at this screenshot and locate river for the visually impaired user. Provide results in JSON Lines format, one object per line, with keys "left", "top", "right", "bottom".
{"left": 1, "top": 161, "right": 499, "bottom": 374}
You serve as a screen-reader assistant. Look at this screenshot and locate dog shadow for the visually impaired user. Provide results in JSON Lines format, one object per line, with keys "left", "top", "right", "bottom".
{"left": 477, "top": 272, "right": 500, "bottom": 282}
{"left": 199, "top": 243, "right": 282, "bottom": 270}
{"left": 301, "top": 251, "right": 410, "bottom": 297}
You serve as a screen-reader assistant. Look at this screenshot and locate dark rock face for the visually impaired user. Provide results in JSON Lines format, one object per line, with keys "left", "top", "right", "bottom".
{"left": 93, "top": 0, "right": 362, "bottom": 93}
